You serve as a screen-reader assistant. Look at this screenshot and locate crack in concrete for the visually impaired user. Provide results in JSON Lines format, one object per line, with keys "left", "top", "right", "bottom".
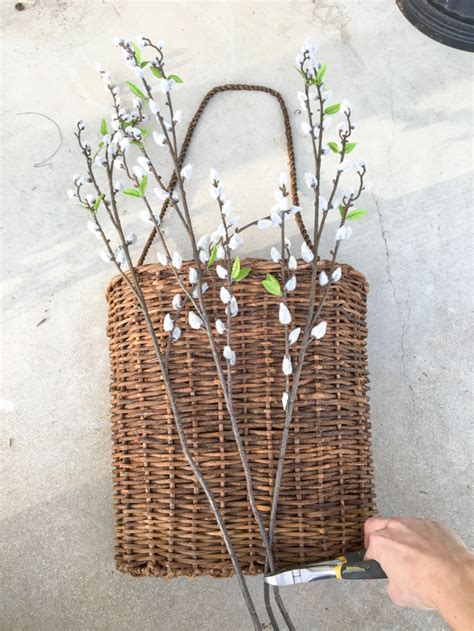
{"left": 374, "top": 197, "right": 419, "bottom": 432}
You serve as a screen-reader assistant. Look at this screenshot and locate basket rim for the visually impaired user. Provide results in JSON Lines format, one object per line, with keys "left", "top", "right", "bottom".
{"left": 105, "top": 258, "right": 368, "bottom": 300}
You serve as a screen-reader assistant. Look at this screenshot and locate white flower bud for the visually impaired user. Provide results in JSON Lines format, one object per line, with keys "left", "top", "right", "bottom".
{"left": 257, "top": 218, "right": 273, "bottom": 230}
{"left": 172, "top": 294, "right": 182, "bottom": 310}
{"left": 126, "top": 232, "right": 137, "bottom": 246}
{"left": 319, "top": 271, "right": 329, "bottom": 286}
{"left": 222, "top": 200, "right": 234, "bottom": 215}
{"left": 149, "top": 99, "right": 160, "bottom": 115}
{"left": 157, "top": 251, "right": 168, "bottom": 266}
{"left": 215, "top": 319, "right": 226, "bottom": 335}
{"left": 279, "top": 303, "right": 292, "bottom": 325}
{"left": 336, "top": 225, "right": 352, "bottom": 241}
{"left": 228, "top": 234, "right": 243, "bottom": 250}
{"left": 216, "top": 265, "right": 227, "bottom": 279}
{"left": 288, "top": 256, "right": 297, "bottom": 271}
{"left": 338, "top": 159, "right": 351, "bottom": 172}
{"left": 153, "top": 131, "right": 167, "bottom": 146}
{"left": 304, "top": 173, "right": 318, "bottom": 189}
{"left": 288, "top": 327, "right": 301, "bottom": 346}
{"left": 332, "top": 267, "right": 342, "bottom": 282}
{"left": 301, "top": 242, "right": 314, "bottom": 263}
{"left": 188, "top": 311, "right": 203, "bottom": 330}
{"left": 279, "top": 172, "right": 289, "bottom": 187}
{"left": 270, "top": 247, "right": 281, "bottom": 263}
{"left": 220, "top": 286, "right": 231, "bottom": 304}
{"left": 171, "top": 252, "right": 182, "bottom": 269}
{"left": 163, "top": 313, "right": 174, "bottom": 332}
{"left": 282, "top": 391, "right": 289, "bottom": 410}
{"left": 282, "top": 354, "right": 292, "bottom": 376}
{"left": 132, "top": 165, "right": 145, "bottom": 180}
{"left": 210, "top": 168, "right": 219, "bottom": 182}
{"left": 160, "top": 78, "right": 175, "bottom": 93}
{"left": 319, "top": 195, "right": 328, "bottom": 212}
{"left": 188, "top": 267, "right": 198, "bottom": 284}
{"left": 228, "top": 296, "right": 238, "bottom": 317}
{"left": 285, "top": 275, "right": 296, "bottom": 292}
{"left": 67, "top": 189, "right": 77, "bottom": 199}
{"left": 100, "top": 250, "right": 113, "bottom": 263}
{"left": 223, "top": 345, "right": 236, "bottom": 366}
{"left": 311, "top": 320, "right": 327, "bottom": 340}
{"left": 180, "top": 163, "right": 193, "bottom": 180}
{"left": 197, "top": 234, "right": 210, "bottom": 251}
{"left": 173, "top": 110, "right": 182, "bottom": 124}
{"left": 171, "top": 326, "right": 182, "bottom": 342}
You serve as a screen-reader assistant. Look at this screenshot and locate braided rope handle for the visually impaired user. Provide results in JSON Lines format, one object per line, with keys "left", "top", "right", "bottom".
{"left": 137, "top": 83, "right": 312, "bottom": 266}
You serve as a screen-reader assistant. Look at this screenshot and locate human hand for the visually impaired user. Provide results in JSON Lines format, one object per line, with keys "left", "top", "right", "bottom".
{"left": 364, "top": 516, "right": 474, "bottom": 630}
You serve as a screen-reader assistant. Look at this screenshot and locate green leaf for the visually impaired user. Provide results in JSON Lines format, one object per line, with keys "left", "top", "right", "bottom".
{"left": 126, "top": 81, "right": 145, "bottom": 98}
{"left": 150, "top": 66, "right": 163, "bottom": 79}
{"left": 339, "top": 204, "right": 346, "bottom": 218}
{"left": 139, "top": 175, "right": 148, "bottom": 196}
{"left": 168, "top": 73, "right": 183, "bottom": 83}
{"left": 347, "top": 209, "right": 368, "bottom": 221}
{"left": 140, "top": 61, "right": 149, "bottom": 68}
{"left": 100, "top": 118, "right": 108, "bottom": 136}
{"left": 328, "top": 141, "right": 339, "bottom": 154}
{"left": 345, "top": 142, "right": 357, "bottom": 154}
{"left": 324, "top": 103, "right": 340, "bottom": 115}
{"left": 315, "top": 63, "right": 327, "bottom": 86}
{"left": 92, "top": 141, "right": 105, "bottom": 160}
{"left": 262, "top": 273, "right": 282, "bottom": 296}
{"left": 123, "top": 188, "right": 142, "bottom": 198}
{"left": 132, "top": 43, "right": 142, "bottom": 66}
{"left": 234, "top": 267, "right": 251, "bottom": 282}
{"left": 139, "top": 128, "right": 149, "bottom": 138}
{"left": 93, "top": 193, "right": 104, "bottom": 212}
{"left": 207, "top": 243, "right": 217, "bottom": 267}
{"left": 231, "top": 256, "right": 241, "bottom": 280}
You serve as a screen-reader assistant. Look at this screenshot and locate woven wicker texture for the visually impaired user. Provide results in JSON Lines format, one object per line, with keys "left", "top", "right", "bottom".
{"left": 106, "top": 260, "right": 375, "bottom": 577}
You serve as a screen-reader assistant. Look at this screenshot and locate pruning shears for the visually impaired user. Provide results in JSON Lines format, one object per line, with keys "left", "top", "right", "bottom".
{"left": 264, "top": 549, "right": 387, "bottom": 586}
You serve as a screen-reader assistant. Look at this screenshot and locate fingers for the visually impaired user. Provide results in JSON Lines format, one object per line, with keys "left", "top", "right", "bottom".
{"left": 364, "top": 516, "right": 392, "bottom": 548}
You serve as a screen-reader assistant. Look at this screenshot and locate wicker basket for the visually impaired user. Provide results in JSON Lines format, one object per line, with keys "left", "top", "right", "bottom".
{"left": 105, "top": 85, "right": 375, "bottom": 578}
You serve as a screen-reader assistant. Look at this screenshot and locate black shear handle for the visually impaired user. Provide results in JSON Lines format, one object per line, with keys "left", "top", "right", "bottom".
{"left": 341, "top": 559, "right": 387, "bottom": 580}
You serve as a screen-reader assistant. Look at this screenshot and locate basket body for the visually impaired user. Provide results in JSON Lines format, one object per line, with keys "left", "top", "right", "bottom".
{"left": 106, "top": 259, "right": 375, "bottom": 578}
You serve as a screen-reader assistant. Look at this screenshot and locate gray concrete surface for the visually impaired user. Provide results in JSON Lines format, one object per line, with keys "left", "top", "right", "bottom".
{"left": 1, "top": 1, "right": 473, "bottom": 629}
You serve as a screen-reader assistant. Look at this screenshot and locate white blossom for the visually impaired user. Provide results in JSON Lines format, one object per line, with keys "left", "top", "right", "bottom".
{"left": 285, "top": 275, "right": 297, "bottom": 292}
{"left": 114, "top": 247, "right": 126, "bottom": 266}
{"left": 338, "top": 159, "right": 351, "bottom": 172}
{"left": 87, "top": 220, "right": 101, "bottom": 238}
{"left": 100, "top": 250, "right": 113, "bottom": 263}
{"left": 188, "top": 267, "right": 198, "bottom": 284}
{"left": 136, "top": 156, "right": 150, "bottom": 173}
{"left": 112, "top": 36, "right": 124, "bottom": 46}
{"left": 94, "top": 155, "right": 107, "bottom": 168}
{"left": 337, "top": 121, "right": 349, "bottom": 135}
{"left": 288, "top": 256, "right": 297, "bottom": 271}
{"left": 319, "top": 195, "right": 328, "bottom": 212}
{"left": 210, "top": 168, "right": 219, "bottom": 182}
{"left": 126, "top": 232, "right": 138, "bottom": 246}
{"left": 296, "top": 91, "right": 308, "bottom": 109}
{"left": 119, "top": 137, "right": 130, "bottom": 153}
{"left": 222, "top": 199, "right": 234, "bottom": 215}
{"left": 228, "top": 216, "right": 240, "bottom": 228}
{"left": 228, "top": 296, "right": 238, "bottom": 317}
{"left": 356, "top": 160, "right": 367, "bottom": 175}
{"left": 223, "top": 345, "right": 236, "bottom": 366}
{"left": 341, "top": 99, "right": 351, "bottom": 115}
{"left": 85, "top": 194, "right": 96, "bottom": 207}
{"left": 336, "top": 225, "right": 352, "bottom": 241}
{"left": 220, "top": 286, "right": 231, "bottom": 304}
{"left": 282, "top": 391, "right": 289, "bottom": 410}
{"left": 288, "top": 327, "right": 301, "bottom": 345}
{"left": 153, "top": 131, "right": 167, "bottom": 146}
{"left": 188, "top": 311, "right": 203, "bottom": 330}
{"left": 228, "top": 233, "right": 243, "bottom": 250}
{"left": 199, "top": 249, "right": 210, "bottom": 264}
{"left": 193, "top": 282, "right": 209, "bottom": 298}
{"left": 163, "top": 313, "right": 174, "bottom": 332}
{"left": 155, "top": 187, "right": 170, "bottom": 201}
{"left": 279, "top": 172, "right": 289, "bottom": 187}
{"left": 319, "top": 271, "right": 329, "bottom": 286}
{"left": 173, "top": 110, "right": 182, "bottom": 125}
{"left": 172, "top": 326, "right": 182, "bottom": 342}
{"left": 216, "top": 245, "right": 225, "bottom": 259}
{"left": 172, "top": 294, "right": 182, "bottom": 310}
{"left": 149, "top": 99, "right": 160, "bottom": 115}
{"left": 140, "top": 210, "right": 159, "bottom": 224}
{"left": 258, "top": 218, "right": 273, "bottom": 230}
{"left": 321, "top": 90, "right": 332, "bottom": 102}
{"left": 270, "top": 209, "right": 283, "bottom": 225}
{"left": 157, "top": 251, "right": 168, "bottom": 266}
{"left": 113, "top": 180, "right": 124, "bottom": 192}
{"left": 301, "top": 121, "right": 311, "bottom": 136}
{"left": 197, "top": 234, "right": 210, "bottom": 251}
{"left": 181, "top": 163, "right": 193, "bottom": 180}
{"left": 301, "top": 242, "right": 314, "bottom": 263}
{"left": 332, "top": 267, "right": 342, "bottom": 282}
{"left": 215, "top": 319, "right": 226, "bottom": 335}
{"left": 311, "top": 320, "right": 327, "bottom": 340}
{"left": 133, "top": 165, "right": 145, "bottom": 180}
{"left": 304, "top": 173, "right": 318, "bottom": 190}
{"left": 136, "top": 34, "right": 147, "bottom": 47}
{"left": 67, "top": 189, "right": 77, "bottom": 199}
{"left": 216, "top": 265, "right": 227, "bottom": 279}
{"left": 172, "top": 251, "right": 183, "bottom": 269}
{"left": 270, "top": 247, "right": 281, "bottom": 263}
{"left": 160, "top": 78, "right": 175, "bottom": 93}
{"left": 274, "top": 189, "right": 291, "bottom": 211}
{"left": 282, "top": 354, "right": 293, "bottom": 376}
{"left": 279, "top": 303, "right": 292, "bottom": 325}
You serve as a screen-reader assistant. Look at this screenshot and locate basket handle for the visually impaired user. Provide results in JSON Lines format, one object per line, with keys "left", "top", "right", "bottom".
{"left": 137, "top": 83, "right": 312, "bottom": 266}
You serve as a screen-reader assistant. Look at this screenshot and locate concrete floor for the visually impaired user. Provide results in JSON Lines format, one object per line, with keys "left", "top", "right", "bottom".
{"left": 1, "top": 1, "right": 473, "bottom": 629}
